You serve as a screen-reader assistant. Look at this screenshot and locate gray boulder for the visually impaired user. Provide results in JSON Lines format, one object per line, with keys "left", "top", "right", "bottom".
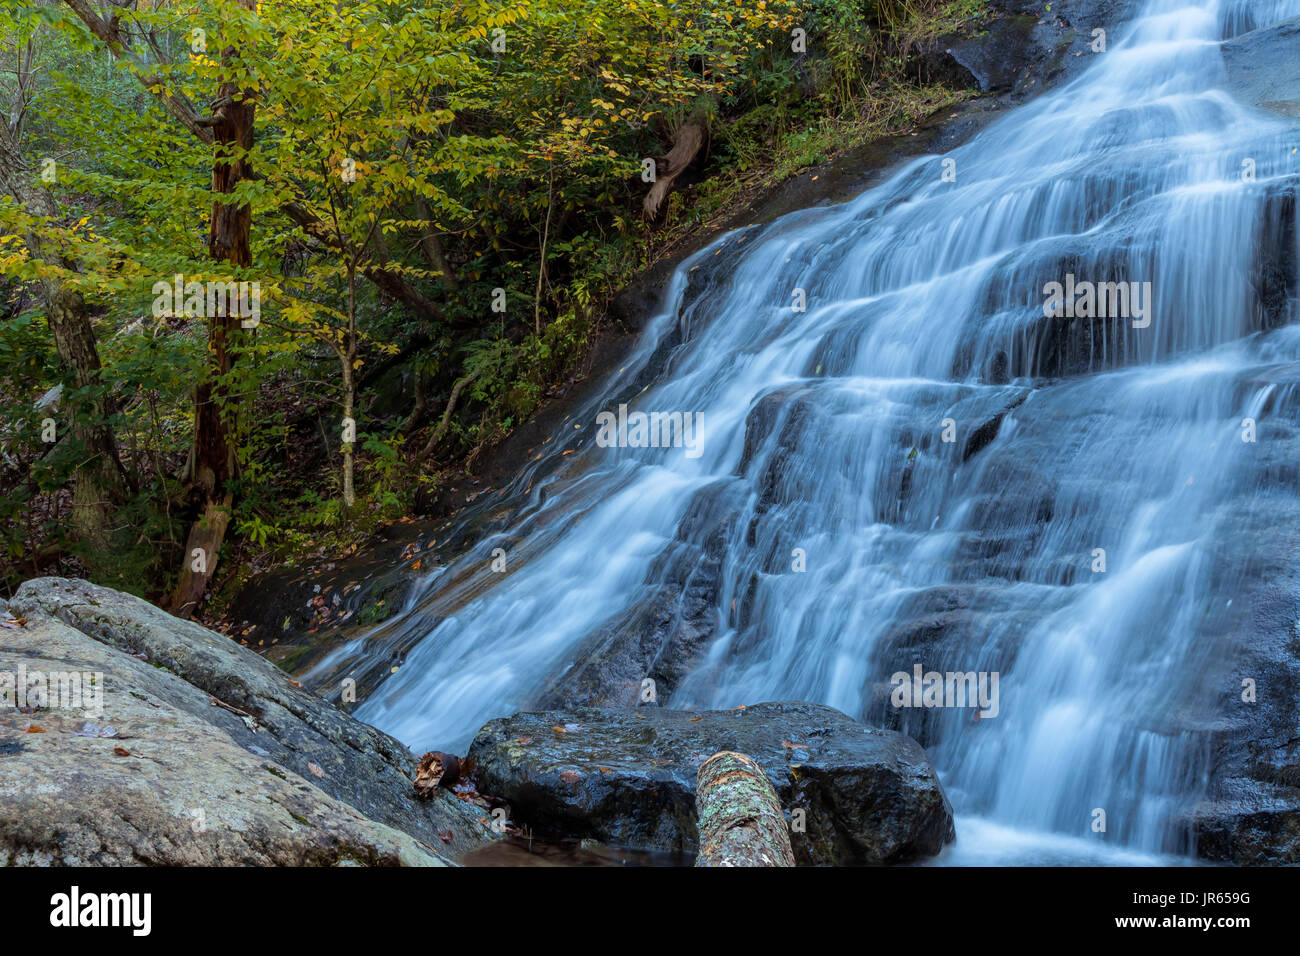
{"left": 4, "top": 577, "right": 499, "bottom": 864}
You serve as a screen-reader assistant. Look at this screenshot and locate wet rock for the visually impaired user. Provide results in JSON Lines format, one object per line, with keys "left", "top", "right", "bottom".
{"left": 535, "top": 481, "right": 738, "bottom": 709}
{"left": 8, "top": 577, "right": 499, "bottom": 861}
{"left": 1188, "top": 492, "right": 1300, "bottom": 864}
{"left": 950, "top": 386, "right": 1032, "bottom": 461}
{"left": 467, "top": 701, "right": 955, "bottom": 865}
{"left": 0, "top": 612, "right": 449, "bottom": 865}
{"left": 1192, "top": 782, "right": 1300, "bottom": 865}
{"left": 1252, "top": 185, "right": 1298, "bottom": 332}
{"left": 909, "top": 0, "right": 1138, "bottom": 100}
{"left": 1222, "top": 16, "right": 1300, "bottom": 118}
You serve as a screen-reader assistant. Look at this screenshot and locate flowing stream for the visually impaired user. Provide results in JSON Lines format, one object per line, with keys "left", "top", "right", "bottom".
{"left": 328, "top": 0, "right": 1300, "bottom": 864}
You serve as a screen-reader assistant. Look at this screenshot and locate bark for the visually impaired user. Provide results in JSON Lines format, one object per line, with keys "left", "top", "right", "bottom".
{"left": 47, "top": 287, "right": 131, "bottom": 554}
{"left": 419, "top": 367, "right": 480, "bottom": 460}
{"left": 340, "top": 322, "right": 357, "bottom": 511}
{"left": 341, "top": 378, "right": 355, "bottom": 509}
{"left": 0, "top": 81, "right": 129, "bottom": 556}
{"left": 414, "top": 197, "right": 458, "bottom": 290}
{"left": 413, "top": 751, "right": 461, "bottom": 797}
{"left": 169, "top": 0, "right": 257, "bottom": 617}
{"left": 643, "top": 121, "right": 706, "bottom": 221}
{"left": 535, "top": 164, "right": 554, "bottom": 335}
{"left": 59, "top": 0, "right": 462, "bottom": 329}
{"left": 401, "top": 365, "right": 427, "bottom": 435}
{"left": 694, "top": 751, "right": 796, "bottom": 867}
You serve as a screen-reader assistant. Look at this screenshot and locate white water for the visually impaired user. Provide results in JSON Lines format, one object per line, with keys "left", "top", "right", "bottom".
{"left": 341, "top": 0, "right": 1300, "bottom": 863}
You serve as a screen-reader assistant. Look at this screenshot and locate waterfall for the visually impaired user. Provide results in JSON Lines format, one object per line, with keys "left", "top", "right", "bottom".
{"left": 345, "top": 0, "right": 1300, "bottom": 863}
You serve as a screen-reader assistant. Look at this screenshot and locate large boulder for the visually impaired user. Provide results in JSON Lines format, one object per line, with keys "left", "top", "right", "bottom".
{"left": 467, "top": 701, "right": 955, "bottom": 865}
{"left": 4, "top": 577, "right": 499, "bottom": 864}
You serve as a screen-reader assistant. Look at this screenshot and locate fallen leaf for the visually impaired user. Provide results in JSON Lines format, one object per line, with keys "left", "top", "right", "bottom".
{"left": 113, "top": 746, "right": 131, "bottom": 757}
{"left": 560, "top": 770, "right": 582, "bottom": 785}
{"left": 25, "top": 725, "right": 44, "bottom": 733}
{"left": 307, "top": 762, "right": 326, "bottom": 778}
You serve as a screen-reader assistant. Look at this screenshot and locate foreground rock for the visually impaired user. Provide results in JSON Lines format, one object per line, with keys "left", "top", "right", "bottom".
{"left": 468, "top": 701, "right": 954, "bottom": 864}
{"left": 3, "top": 577, "right": 498, "bottom": 865}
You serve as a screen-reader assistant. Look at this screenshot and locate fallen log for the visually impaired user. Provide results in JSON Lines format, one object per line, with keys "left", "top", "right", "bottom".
{"left": 414, "top": 751, "right": 461, "bottom": 797}
{"left": 694, "top": 750, "right": 796, "bottom": 867}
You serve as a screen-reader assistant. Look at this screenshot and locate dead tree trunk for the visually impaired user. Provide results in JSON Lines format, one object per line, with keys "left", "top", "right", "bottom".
{"left": 61, "top": 0, "right": 460, "bottom": 329}
{"left": 643, "top": 121, "right": 706, "bottom": 221}
{"left": 694, "top": 751, "right": 796, "bottom": 867}
{"left": 0, "top": 103, "right": 129, "bottom": 560}
{"left": 169, "top": 0, "right": 257, "bottom": 617}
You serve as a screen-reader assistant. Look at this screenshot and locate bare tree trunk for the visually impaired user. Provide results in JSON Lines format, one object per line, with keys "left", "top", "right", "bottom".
{"left": 170, "top": 0, "right": 257, "bottom": 617}
{"left": 0, "top": 88, "right": 129, "bottom": 559}
{"left": 534, "top": 163, "right": 553, "bottom": 336}
{"left": 643, "top": 121, "right": 706, "bottom": 221}
{"left": 60, "top": 0, "right": 459, "bottom": 329}
{"left": 419, "top": 368, "right": 480, "bottom": 460}
{"left": 414, "top": 197, "right": 458, "bottom": 290}
{"left": 695, "top": 751, "right": 796, "bottom": 867}
{"left": 341, "top": 268, "right": 357, "bottom": 512}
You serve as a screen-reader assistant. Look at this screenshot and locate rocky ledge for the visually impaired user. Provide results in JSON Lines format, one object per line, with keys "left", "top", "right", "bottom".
{"left": 1, "top": 577, "right": 498, "bottom": 865}
{"left": 468, "top": 701, "right": 955, "bottom": 865}
{"left": 2, "top": 579, "right": 955, "bottom": 867}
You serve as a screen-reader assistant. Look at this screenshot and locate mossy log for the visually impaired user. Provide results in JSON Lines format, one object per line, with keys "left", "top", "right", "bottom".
{"left": 694, "top": 751, "right": 796, "bottom": 867}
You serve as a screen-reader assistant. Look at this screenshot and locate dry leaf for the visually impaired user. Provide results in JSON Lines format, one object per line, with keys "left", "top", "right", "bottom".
{"left": 307, "top": 762, "right": 326, "bottom": 778}
{"left": 113, "top": 746, "right": 131, "bottom": 757}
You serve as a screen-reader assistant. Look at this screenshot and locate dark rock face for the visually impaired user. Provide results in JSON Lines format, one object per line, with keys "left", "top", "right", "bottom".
{"left": 467, "top": 701, "right": 955, "bottom": 865}
{"left": 1186, "top": 479, "right": 1300, "bottom": 864}
{"left": 535, "top": 481, "right": 736, "bottom": 710}
{"left": 8, "top": 577, "right": 498, "bottom": 862}
{"left": 909, "top": 0, "right": 1139, "bottom": 100}
{"left": 1254, "top": 185, "right": 1298, "bottom": 332}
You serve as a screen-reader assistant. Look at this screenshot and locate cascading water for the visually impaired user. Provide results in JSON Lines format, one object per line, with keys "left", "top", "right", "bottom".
{"left": 333, "top": 0, "right": 1300, "bottom": 863}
